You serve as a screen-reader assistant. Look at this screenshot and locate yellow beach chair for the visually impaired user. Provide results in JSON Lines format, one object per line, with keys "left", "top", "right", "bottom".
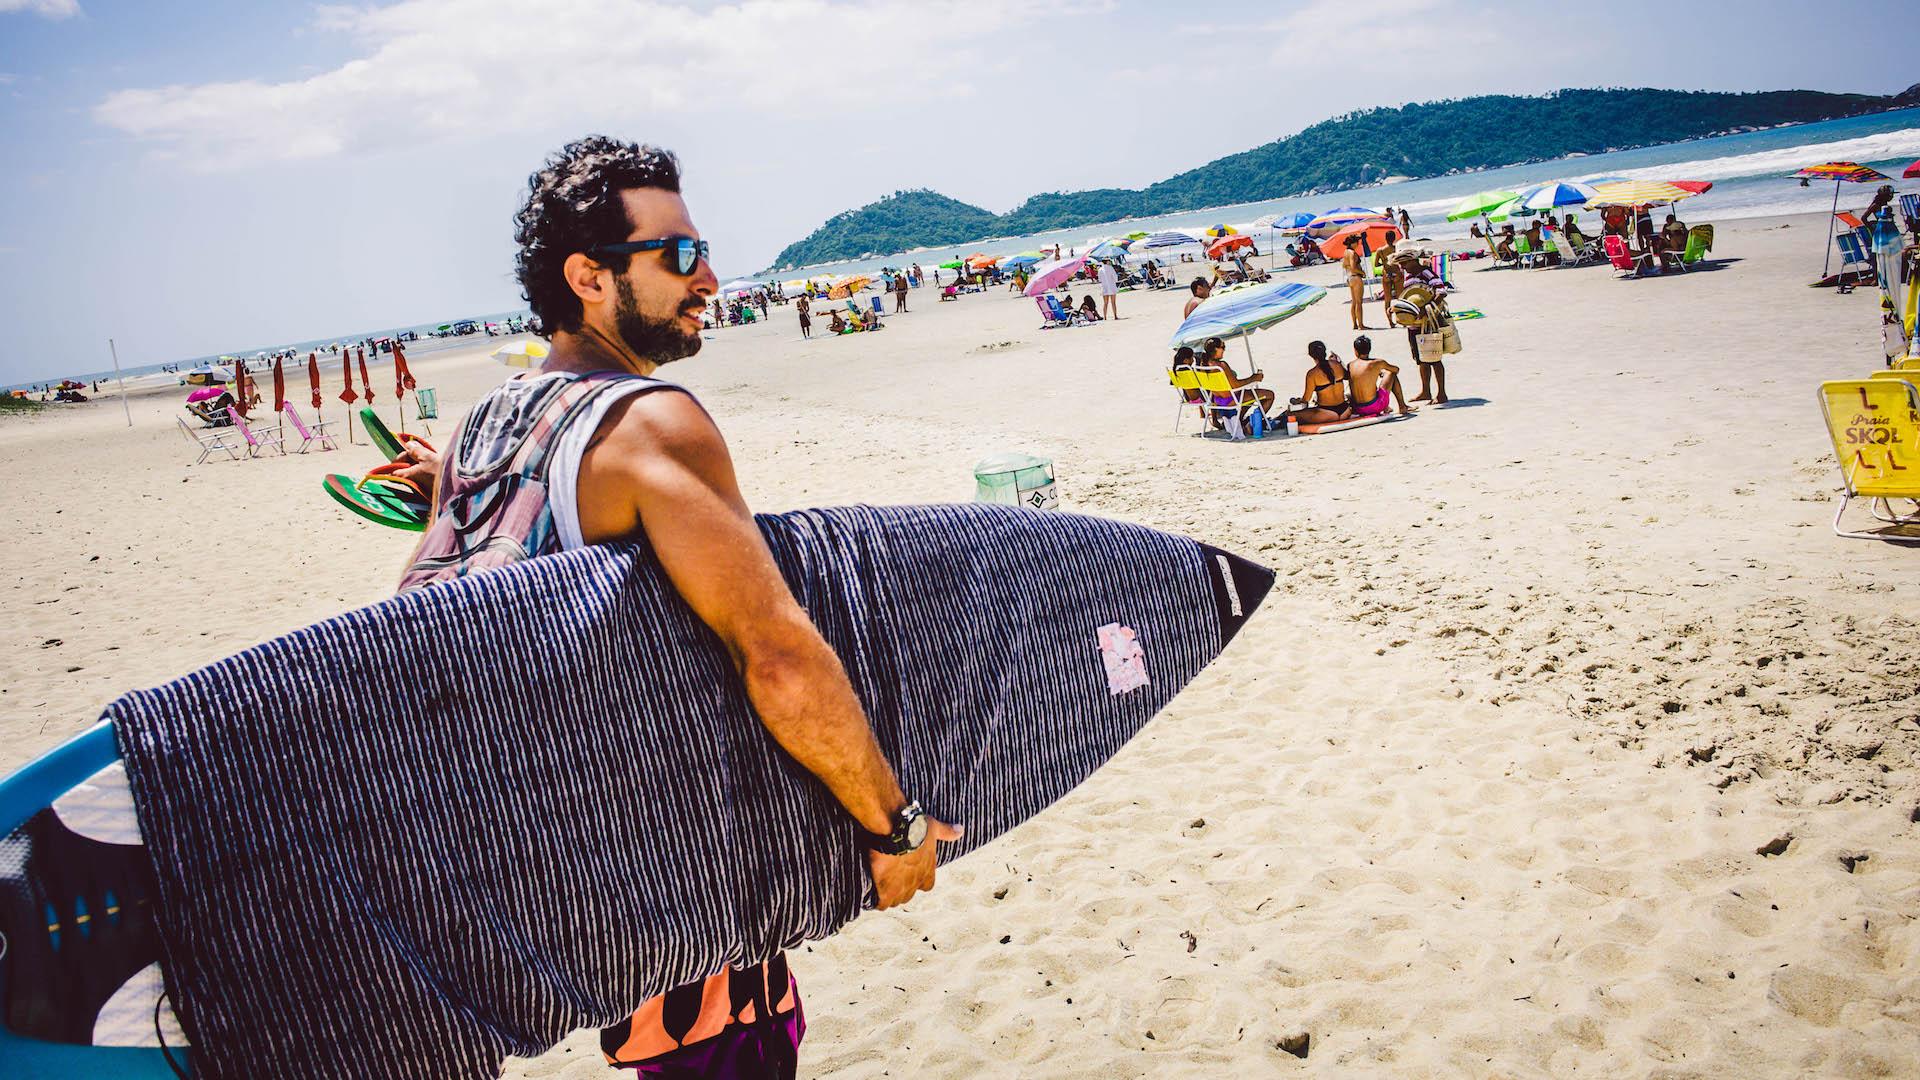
{"left": 1818, "top": 378, "right": 1920, "bottom": 539}
{"left": 1168, "top": 366, "right": 1205, "bottom": 434}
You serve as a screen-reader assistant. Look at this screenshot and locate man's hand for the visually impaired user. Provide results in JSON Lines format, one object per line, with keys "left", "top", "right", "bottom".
{"left": 868, "top": 817, "right": 964, "bottom": 910}
{"left": 390, "top": 440, "right": 441, "bottom": 499}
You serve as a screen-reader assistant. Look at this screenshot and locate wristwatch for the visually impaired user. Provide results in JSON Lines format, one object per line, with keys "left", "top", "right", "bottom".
{"left": 862, "top": 800, "right": 929, "bottom": 855}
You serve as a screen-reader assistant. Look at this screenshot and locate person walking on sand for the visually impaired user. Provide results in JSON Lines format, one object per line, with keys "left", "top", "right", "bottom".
{"left": 796, "top": 294, "right": 811, "bottom": 340}
{"left": 386, "top": 136, "right": 960, "bottom": 1079}
{"left": 1342, "top": 243, "right": 1367, "bottom": 330}
{"left": 1097, "top": 258, "right": 1121, "bottom": 320}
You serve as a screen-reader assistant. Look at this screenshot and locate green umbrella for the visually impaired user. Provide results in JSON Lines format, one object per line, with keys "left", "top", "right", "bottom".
{"left": 938, "top": 260, "right": 964, "bottom": 269}
{"left": 1445, "top": 190, "right": 1518, "bottom": 222}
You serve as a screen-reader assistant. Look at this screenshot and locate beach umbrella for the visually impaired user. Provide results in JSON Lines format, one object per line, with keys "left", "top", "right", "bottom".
{"left": 1269, "top": 211, "right": 1317, "bottom": 233}
{"left": 308, "top": 353, "right": 321, "bottom": 410}
{"left": 937, "top": 260, "right": 964, "bottom": 269}
{"left": 967, "top": 254, "right": 999, "bottom": 269}
{"left": 232, "top": 359, "right": 251, "bottom": 417}
{"left": 1791, "top": 162, "right": 1892, "bottom": 278}
{"left": 1305, "top": 209, "right": 1391, "bottom": 239}
{"left": 1001, "top": 252, "right": 1045, "bottom": 269}
{"left": 719, "top": 278, "right": 763, "bottom": 294}
{"left": 184, "top": 363, "right": 232, "bottom": 386}
{"left": 1515, "top": 181, "right": 1599, "bottom": 213}
{"left": 492, "top": 340, "right": 550, "bottom": 368}
{"left": 357, "top": 347, "right": 373, "bottom": 404}
{"left": 1207, "top": 234, "right": 1254, "bottom": 257}
{"left": 1669, "top": 180, "right": 1714, "bottom": 195}
{"left": 394, "top": 344, "right": 416, "bottom": 394}
{"left": 1133, "top": 230, "right": 1203, "bottom": 251}
{"left": 1086, "top": 239, "right": 1130, "bottom": 260}
{"left": 271, "top": 355, "right": 285, "bottom": 415}
{"left": 1587, "top": 179, "right": 1700, "bottom": 208}
{"left": 185, "top": 386, "right": 225, "bottom": 404}
{"left": 1203, "top": 224, "right": 1237, "bottom": 237}
{"left": 1444, "top": 190, "right": 1518, "bottom": 222}
{"left": 1167, "top": 279, "right": 1328, "bottom": 382}
{"left": 1022, "top": 254, "right": 1090, "bottom": 296}
{"left": 1318, "top": 221, "right": 1401, "bottom": 260}
{"left": 340, "top": 350, "right": 358, "bottom": 404}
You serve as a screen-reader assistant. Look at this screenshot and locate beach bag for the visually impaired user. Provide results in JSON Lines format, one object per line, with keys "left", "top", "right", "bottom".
{"left": 1416, "top": 332, "right": 1445, "bottom": 363}
{"left": 1440, "top": 322, "right": 1462, "bottom": 355}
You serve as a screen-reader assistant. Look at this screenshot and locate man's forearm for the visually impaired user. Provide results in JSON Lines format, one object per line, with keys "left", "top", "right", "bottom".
{"left": 740, "top": 641, "right": 905, "bottom": 836}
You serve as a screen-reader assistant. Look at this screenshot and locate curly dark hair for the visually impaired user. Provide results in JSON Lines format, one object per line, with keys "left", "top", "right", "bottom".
{"left": 513, "top": 136, "right": 682, "bottom": 335}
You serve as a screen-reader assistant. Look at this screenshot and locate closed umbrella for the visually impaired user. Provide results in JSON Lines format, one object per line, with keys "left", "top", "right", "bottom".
{"left": 307, "top": 353, "right": 322, "bottom": 410}
{"left": 1790, "top": 162, "right": 1891, "bottom": 278}
{"left": 232, "top": 359, "right": 251, "bottom": 417}
{"left": 271, "top": 355, "right": 285, "bottom": 415}
{"left": 357, "top": 347, "right": 374, "bottom": 404}
{"left": 1023, "top": 254, "right": 1090, "bottom": 296}
{"left": 394, "top": 344, "right": 416, "bottom": 395}
{"left": 340, "top": 350, "right": 359, "bottom": 404}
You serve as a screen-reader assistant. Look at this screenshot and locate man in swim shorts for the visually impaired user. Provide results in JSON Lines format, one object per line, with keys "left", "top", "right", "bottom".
{"left": 1347, "top": 335, "right": 1414, "bottom": 417}
{"left": 390, "top": 136, "right": 960, "bottom": 1079}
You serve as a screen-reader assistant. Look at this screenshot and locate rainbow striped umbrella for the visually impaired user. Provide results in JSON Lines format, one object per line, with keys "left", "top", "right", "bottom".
{"left": 1305, "top": 208, "right": 1391, "bottom": 239}
{"left": 1586, "top": 180, "right": 1699, "bottom": 208}
{"left": 1790, "top": 162, "right": 1890, "bottom": 278}
{"left": 1792, "top": 162, "right": 1889, "bottom": 183}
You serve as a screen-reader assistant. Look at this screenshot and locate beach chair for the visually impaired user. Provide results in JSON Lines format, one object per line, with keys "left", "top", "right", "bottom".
{"left": 1168, "top": 366, "right": 1206, "bottom": 433}
{"left": 1900, "top": 193, "right": 1920, "bottom": 237}
{"left": 414, "top": 387, "right": 438, "bottom": 435}
{"left": 226, "top": 406, "right": 283, "bottom": 458}
{"left": 1043, "top": 295, "right": 1082, "bottom": 327}
{"left": 1036, "top": 296, "right": 1069, "bottom": 329}
{"left": 1682, "top": 225, "right": 1714, "bottom": 266}
{"left": 281, "top": 404, "right": 338, "bottom": 452}
{"left": 1192, "top": 366, "right": 1264, "bottom": 440}
{"left": 1817, "top": 378, "right": 1920, "bottom": 540}
{"left": 177, "top": 415, "right": 242, "bottom": 464}
{"left": 1833, "top": 233, "right": 1874, "bottom": 292}
{"left": 1603, "top": 235, "right": 1646, "bottom": 278}
{"left": 869, "top": 296, "right": 886, "bottom": 320}
{"left": 1514, "top": 234, "right": 1543, "bottom": 270}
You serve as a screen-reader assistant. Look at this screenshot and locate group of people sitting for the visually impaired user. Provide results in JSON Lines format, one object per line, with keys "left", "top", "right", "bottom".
{"left": 1173, "top": 334, "right": 1415, "bottom": 437}
{"left": 826, "top": 304, "right": 884, "bottom": 334}
{"left": 1472, "top": 214, "right": 1592, "bottom": 267}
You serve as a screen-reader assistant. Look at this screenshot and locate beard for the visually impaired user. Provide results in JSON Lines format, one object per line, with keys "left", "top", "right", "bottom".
{"left": 613, "top": 275, "right": 703, "bottom": 365}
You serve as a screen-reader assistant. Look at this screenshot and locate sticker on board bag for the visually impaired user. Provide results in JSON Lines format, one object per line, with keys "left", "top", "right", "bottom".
{"left": 1097, "top": 622, "right": 1150, "bottom": 696}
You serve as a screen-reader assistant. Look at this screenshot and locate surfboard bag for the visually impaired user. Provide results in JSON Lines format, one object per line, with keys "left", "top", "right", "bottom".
{"left": 101, "top": 503, "right": 1271, "bottom": 1079}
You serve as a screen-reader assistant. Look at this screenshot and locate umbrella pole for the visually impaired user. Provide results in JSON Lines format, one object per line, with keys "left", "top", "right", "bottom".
{"left": 1823, "top": 178, "right": 1841, "bottom": 280}
{"left": 108, "top": 338, "right": 132, "bottom": 428}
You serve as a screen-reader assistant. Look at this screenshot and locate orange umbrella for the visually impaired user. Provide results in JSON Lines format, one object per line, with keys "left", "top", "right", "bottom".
{"left": 968, "top": 254, "right": 999, "bottom": 268}
{"left": 1207, "top": 234, "right": 1253, "bottom": 257}
{"left": 308, "top": 352, "right": 322, "bottom": 410}
{"left": 1318, "top": 221, "right": 1401, "bottom": 260}
{"left": 357, "top": 347, "right": 373, "bottom": 404}
{"left": 271, "top": 355, "right": 285, "bottom": 415}
{"left": 339, "top": 349, "right": 358, "bottom": 404}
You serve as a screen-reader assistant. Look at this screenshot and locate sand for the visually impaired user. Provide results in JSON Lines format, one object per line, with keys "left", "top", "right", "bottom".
{"left": 5, "top": 211, "right": 1917, "bottom": 1077}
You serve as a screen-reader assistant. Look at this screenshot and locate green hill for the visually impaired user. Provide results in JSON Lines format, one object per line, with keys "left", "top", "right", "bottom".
{"left": 767, "top": 85, "right": 1919, "bottom": 269}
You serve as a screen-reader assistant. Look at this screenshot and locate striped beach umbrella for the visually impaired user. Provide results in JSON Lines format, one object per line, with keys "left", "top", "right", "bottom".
{"left": 1586, "top": 180, "right": 1699, "bottom": 208}
{"left": 1515, "top": 181, "right": 1599, "bottom": 213}
{"left": 1305, "top": 209, "right": 1391, "bottom": 239}
{"left": 1791, "top": 162, "right": 1890, "bottom": 278}
{"left": 1133, "top": 230, "right": 1204, "bottom": 250}
{"left": 1167, "top": 280, "right": 1327, "bottom": 349}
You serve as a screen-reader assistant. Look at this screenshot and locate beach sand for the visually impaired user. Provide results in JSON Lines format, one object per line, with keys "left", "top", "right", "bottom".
{"left": 5, "top": 211, "right": 1917, "bottom": 1076}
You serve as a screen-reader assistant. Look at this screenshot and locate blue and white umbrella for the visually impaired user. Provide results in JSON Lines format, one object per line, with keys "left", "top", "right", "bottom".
{"left": 1086, "top": 239, "right": 1130, "bottom": 260}
{"left": 1168, "top": 281, "right": 1328, "bottom": 349}
{"left": 1000, "top": 253, "right": 1044, "bottom": 269}
{"left": 1515, "top": 181, "right": 1599, "bottom": 213}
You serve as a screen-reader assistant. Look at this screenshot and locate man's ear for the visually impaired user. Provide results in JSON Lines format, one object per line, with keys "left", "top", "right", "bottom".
{"left": 564, "top": 252, "right": 611, "bottom": 311}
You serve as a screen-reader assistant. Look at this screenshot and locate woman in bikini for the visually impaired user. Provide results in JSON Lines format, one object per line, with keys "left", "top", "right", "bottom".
{"left": 1285, "top": 339, "right": 1353, "bottom": 426}
{"left": 1342, "top": 244, "right": 1367, "bottom": 330}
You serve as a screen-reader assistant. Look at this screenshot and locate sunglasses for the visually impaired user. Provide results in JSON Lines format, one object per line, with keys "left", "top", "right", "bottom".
{"left": 587, "top": 236, "right": 711, "bottom": 276}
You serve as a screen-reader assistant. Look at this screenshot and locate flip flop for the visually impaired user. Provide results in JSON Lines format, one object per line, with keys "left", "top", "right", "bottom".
{"left": 323, "top": 474, "right": 428, "bottom": 531}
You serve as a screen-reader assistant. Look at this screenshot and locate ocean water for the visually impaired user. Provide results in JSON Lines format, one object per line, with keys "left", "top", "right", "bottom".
{"left": 759, "top": 107, "right": 1920, "bottom": 282}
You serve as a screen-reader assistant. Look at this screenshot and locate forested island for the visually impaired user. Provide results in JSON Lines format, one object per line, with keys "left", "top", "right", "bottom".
{"left": 766, "top": 85, "right": 1920, "bottom": 270}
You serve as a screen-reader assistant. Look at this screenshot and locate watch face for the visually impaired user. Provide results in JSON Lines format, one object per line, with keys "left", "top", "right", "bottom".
{"left": 904, "top": 811, "right": 929, "bottom": 850}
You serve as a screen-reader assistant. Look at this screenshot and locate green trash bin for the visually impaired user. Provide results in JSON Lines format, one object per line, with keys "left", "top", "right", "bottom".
{"left": 973, "top": 453, "right": 1057, "bottom": 510}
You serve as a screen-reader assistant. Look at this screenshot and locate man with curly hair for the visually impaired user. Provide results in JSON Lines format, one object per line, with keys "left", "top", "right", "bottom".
{"left": 392, "top": 135, "right": 959, "bottom": 1078}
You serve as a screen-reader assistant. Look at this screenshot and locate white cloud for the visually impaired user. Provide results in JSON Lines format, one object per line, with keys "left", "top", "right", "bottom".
{"left": 0, "top": 0, "right": 81, "bottom": 17}
{"left": 94, "top": 0, "right": 1045, "bottom": 169}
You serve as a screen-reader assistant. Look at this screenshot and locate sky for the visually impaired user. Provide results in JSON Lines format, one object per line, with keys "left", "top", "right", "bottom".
{"left": 1, "top": 0, "right": 1914, "bottom": 382}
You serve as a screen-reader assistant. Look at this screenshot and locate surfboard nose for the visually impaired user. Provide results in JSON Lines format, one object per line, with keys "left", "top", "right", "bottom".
{"left": 1196, "top": 544, "right": 1275, "bottom": 646}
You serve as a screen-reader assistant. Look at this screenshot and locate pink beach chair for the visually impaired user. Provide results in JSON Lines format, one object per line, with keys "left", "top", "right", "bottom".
{"left": 281, "top": 403, "right": 339, "bottom": 453}
{"left": 226, "top": 406, "right": 284, "bottom": 458}
{"left": 1603, "top": 235, "right": 1647, "bottom": 278}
